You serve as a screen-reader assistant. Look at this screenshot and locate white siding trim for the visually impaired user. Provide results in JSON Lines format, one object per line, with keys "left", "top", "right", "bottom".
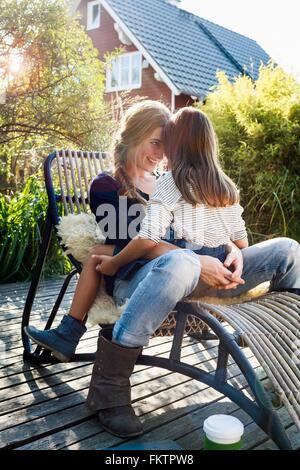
{"left": 87, "top": 0, "right": 101, "bottom": 31}
{"left": 106, "top": 51, "right": 142, "bottom": 92}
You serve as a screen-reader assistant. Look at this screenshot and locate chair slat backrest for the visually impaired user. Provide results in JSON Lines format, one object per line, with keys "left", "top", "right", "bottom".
{"left": 45, "top": 149, "right": 111, "bottom": 227}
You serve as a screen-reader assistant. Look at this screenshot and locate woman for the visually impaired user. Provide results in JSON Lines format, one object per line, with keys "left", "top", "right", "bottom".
{"left": 24, "top": 99, "right": 178, "bottom": 362}
{"left": 88, "top": 106, "right": 300, "bottom": 439}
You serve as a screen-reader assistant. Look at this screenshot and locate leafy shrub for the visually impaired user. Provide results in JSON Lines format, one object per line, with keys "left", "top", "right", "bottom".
{"left": 201, "top": 65, "right": 300, "bottom": 243}
{"left": 0, "top": 176, "right": 71, "bottom": 283}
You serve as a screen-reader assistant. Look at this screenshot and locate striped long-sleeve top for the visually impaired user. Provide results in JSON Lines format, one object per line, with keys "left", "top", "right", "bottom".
{"left": 138, "top": 171, "right": 247, "bottom": 247}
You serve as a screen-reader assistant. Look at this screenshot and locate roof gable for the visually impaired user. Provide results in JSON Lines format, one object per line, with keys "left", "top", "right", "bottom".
{"left": 199, "top": 16, "right": 270, "bottom": 80}
{"left": 103, "top": 0, "right": 271, "bottom": 98}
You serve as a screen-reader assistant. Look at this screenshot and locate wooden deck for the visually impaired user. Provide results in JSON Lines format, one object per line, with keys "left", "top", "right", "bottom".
{"left": 0, "top": 277, "right": 299, "bottom": 451}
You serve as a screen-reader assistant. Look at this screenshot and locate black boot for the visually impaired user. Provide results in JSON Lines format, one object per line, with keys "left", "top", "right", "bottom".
{"left": 86, "top": 328, "right": 143, "bottom": 437}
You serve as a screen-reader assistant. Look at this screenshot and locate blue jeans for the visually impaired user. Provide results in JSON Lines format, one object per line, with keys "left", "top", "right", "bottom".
{"left": 113, "top": 249, "right": 201, "bottom": 347}
{"left": 112, "top": 237, "right": 300, "bottom": 347}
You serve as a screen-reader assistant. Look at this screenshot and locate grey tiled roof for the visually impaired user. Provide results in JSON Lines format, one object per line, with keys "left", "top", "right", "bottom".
{"left": 105, "top": 0, "right": 271, "bottom": 98}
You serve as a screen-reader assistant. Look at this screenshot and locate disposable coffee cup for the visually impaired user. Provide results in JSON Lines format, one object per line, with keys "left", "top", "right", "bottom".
{"left": 203, "top": 414, "right": 244, "bottom": 450}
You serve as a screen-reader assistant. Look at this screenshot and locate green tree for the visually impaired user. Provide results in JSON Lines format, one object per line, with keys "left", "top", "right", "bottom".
{"left": 0, "top": 0, "right": 110, "bottom": 189}
{"left": 201, "top": 65, "right": 300, "bottom": 243}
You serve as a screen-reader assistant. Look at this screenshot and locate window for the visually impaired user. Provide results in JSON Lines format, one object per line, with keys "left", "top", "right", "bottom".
{"left": 106, "top": 52, "right": 142, "bottom": 92}
{"left": 87, "top": 1, "right": 101, "bottom": 30}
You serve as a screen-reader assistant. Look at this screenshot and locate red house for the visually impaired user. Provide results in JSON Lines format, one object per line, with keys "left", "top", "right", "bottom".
{"left": 73, "top": 0, "right": 271, "bottom": 111}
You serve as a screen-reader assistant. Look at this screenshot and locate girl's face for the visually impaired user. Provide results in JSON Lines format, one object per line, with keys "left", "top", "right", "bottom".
{"left": 134, "top": 127, "right": 164, "bottom": 173}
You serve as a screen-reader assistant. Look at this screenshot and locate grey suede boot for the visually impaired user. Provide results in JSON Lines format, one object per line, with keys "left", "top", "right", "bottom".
{"left": 24, "top": 315, "right": 86, "bottom": 362}
{"left": 86, "top": 328, "right": 143, "bottom": 437}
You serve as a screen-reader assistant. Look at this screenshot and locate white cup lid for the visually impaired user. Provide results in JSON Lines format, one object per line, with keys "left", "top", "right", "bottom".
{"left": 203, "top": 414, "right": 244, "bottom": 445}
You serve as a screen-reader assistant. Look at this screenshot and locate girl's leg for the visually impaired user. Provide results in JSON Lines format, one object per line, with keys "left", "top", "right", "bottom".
{"left": 69, "top": 244, "right": 115, "bottom": 322}
{"left": 23, "top": 244, "right": 115, "bottom": 361}
{"left": 144, "top": 240, "right": 179, "bottom": 260}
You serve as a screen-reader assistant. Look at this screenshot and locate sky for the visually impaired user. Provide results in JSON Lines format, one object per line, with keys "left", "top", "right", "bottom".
{"left": 180, "top": 0, "right": 300, "bottom": 79}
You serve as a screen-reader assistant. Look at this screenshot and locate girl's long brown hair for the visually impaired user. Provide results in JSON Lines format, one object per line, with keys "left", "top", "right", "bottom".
{"left": 113, "top": 100, "right": 170, "bottom": 204}
{"left": 164, "top": 107, "right": 239, "bottom": 207}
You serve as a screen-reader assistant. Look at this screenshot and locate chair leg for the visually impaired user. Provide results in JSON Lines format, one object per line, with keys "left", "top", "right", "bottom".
{"left": 32, "top": 269, "right": 80, "bottom": 358}
{"left": 215, "top": 341, "right": 229, "bottom": 385}
{"left": 22, "top": 211, "right": 53, "bottom": 357}
{"left": 188, "top": 325, "right": 218, "bottom": 341}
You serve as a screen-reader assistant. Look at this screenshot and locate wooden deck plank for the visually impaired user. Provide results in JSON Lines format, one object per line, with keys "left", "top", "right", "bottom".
{"left": 63, "top": 371, "right": 266, "bottom": 451}
{"left": 17, "top": 363, "right": 265, "bottom": 451}
{"left": 0, "top": 277, "right": 298, "bottom": 450}
{"left": 0, "top": 338, "right": 206, "bottom": 388}
{"left": 0, "top": 341, "right": 218, "bottom": 409}
{"left": 0, "top": 344, "right": 257, "bottom": 426}
{"left": 1, "top": 356, "right": 258, "bottom": 449}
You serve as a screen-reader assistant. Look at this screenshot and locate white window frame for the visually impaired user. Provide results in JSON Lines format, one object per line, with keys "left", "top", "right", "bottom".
{"left": 106, "top": 51, "right": 142, "bottom": 92}
{"left": 87, "top": 0, "right": 101, "bottom": 31}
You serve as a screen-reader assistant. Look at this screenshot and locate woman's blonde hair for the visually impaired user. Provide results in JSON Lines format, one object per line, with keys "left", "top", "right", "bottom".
{"left": 164, "top": 107, "right": 239, "bottom": 207}
{"left": 114, "top": 100, "right": 170, "bottom": 203}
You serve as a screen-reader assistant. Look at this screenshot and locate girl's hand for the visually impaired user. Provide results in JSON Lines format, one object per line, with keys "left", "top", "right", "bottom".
{"left": 223, "top": 244, "right": 244, "bottom": 289}
{"left": 92, "top": 254, "right": 119, "bottom": 276}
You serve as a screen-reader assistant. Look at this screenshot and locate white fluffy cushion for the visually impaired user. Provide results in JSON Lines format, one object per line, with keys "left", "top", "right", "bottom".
{"left": 57, "top": 213, "right": 269, "bottom": 327}
{"left": 188, "top": 282, "right": 269, "bottom": 305}
{"left": 56, "top": 213, "right": 105, "bottom": 264}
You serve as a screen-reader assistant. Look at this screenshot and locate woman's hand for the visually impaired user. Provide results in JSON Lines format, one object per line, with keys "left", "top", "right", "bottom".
{"left": 198, "top": 255, "right": 245, "bottom": 290}
{"left": 92, "top": 254, "right": 119, "bottom": 276}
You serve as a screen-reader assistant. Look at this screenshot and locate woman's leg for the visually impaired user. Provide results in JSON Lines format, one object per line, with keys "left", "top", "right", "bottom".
{"left": 69, "top": 244, "right": 115, "bottom": 321}
{"left": 195, "top": 237, "right": 300, "bottom": 298}
{"left": 112, "top": 249, "right": 201, "bottom": 347}
{"left": 86, "top": 328, "right": 144, "bottom": 438}
{"left": 87, "top": 248, "right": 201, "bottom": 437}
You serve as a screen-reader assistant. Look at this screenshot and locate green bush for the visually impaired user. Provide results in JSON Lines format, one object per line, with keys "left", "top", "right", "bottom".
{"left": 201, "top": 65, "right": 300, "bottom": 243}
{"left": 0, "top": 176, "right": 71, "bottom": 283}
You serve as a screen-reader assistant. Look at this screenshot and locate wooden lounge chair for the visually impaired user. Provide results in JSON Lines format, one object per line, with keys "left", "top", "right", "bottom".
{"left": 22, "top": 150, "right": 300, "bottom": 450}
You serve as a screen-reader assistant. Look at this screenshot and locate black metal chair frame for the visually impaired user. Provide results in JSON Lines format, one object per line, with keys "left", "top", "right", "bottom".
{"left": 21, "top": 150, "right": 292, "bottom": 450}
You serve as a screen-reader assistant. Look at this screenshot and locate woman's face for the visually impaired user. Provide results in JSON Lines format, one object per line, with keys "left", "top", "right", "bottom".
{"left": 133, "top": 127, "right": 164, "bottom": 173}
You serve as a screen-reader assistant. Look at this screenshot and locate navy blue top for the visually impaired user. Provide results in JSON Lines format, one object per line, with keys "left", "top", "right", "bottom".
{"left": 89, "top": 172, "right": 228, "bottom": 295}
{"left": 89, "top": 172, "right": 150, "bottom": 295}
